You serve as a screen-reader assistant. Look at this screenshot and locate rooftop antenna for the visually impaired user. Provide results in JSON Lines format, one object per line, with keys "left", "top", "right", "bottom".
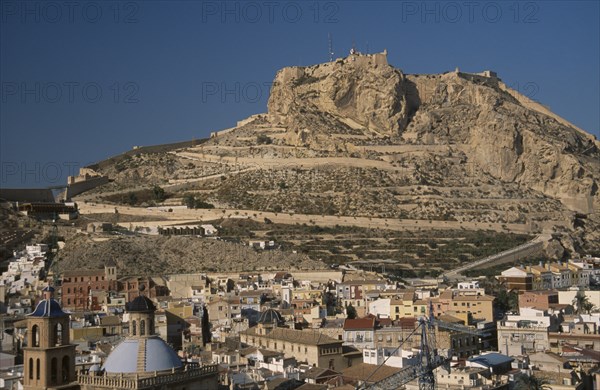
{"left": 328, "top": 33, "right": 334, "bottom": 61}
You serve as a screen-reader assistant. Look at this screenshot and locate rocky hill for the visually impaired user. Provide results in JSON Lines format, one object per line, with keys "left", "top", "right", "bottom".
{"left": 58, "top": 234, "right": 325, "bottom": 276}
{"left": 81, "top": 51, "right": 600, "bottom": 259}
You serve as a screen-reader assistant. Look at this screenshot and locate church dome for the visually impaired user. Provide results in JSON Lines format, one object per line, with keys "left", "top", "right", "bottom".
{"left": 126, "top": 295, "right": 156, "bottom": 312}
{"left": 102, "top": 336, "right": 182, "bottom": 374}
{"left": 29, "top": 286, "right": 67, "bottom": 318}
{"left": 258, "top": 308, "right": 283, "bottom": 325}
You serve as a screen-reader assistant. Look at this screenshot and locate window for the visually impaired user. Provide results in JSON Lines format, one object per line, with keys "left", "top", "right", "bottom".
{"left": 55, "top": 323, "right": 63, "bottom": 346}
{"left": 140, "top": 320, "right": 146, "bottom": 336}
{"left": 62, "top": 356, "right": 70, "bottom": 382}
{"left": 32, "top": 325, "right": 39, "bottom": 347}
{"left": 132, "top": 320, "right": 137, "bottom": 336}
{"left": 51, "top": 358, "right": 57, "bottom": 383}
{"left": 29, "top": 358, "right": 33, "bottom": 379}
{"left": 36, "top": 359, "right": 40, "bottom": 380}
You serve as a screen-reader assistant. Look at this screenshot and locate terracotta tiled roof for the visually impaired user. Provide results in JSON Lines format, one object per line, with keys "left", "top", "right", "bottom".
{"left": 341, "top": 362, "right": 402, "bottom": 383}
{"left": 343, "top": 318, "right": 376, "bottom": 330}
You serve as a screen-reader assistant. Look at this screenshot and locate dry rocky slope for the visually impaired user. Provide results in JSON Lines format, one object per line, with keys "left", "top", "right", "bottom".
{"left": 83, "top": 51, "right": 600, "bottom": 258}
{"left": 58, "top": 235, "right": 324, "bottom": 276}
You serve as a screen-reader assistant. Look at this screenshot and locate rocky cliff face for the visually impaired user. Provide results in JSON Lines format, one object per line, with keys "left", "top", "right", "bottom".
{"left": 268, "top": 53, "right": 412, "bottom": 144}
{"left": 267, "top": 54, "right": 600, "bottom": 215}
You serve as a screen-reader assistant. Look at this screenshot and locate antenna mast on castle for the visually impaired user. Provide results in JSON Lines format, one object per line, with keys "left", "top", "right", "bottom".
{"left": 328, "top": 33, "right": 334, "bottom": 61}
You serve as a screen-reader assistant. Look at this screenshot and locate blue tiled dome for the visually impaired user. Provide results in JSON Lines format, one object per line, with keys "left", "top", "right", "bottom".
{"left": 29, "top": 286, "right": 67, "bottom": 318}
{"left": 102, "top": 337, "right": 183, "bottom": 373}
{"left": 30, "top": 287, "right": 67, "bottom": 318}
{"left": 29, "top": 299, "right": 66, "bottom": 317}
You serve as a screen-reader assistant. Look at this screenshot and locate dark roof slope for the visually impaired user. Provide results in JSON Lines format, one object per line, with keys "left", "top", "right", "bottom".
{"left": 126, "top": 295, "right": 156, "bottom": 312}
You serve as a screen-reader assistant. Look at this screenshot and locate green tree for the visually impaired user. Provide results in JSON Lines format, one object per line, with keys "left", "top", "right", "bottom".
{"left": 194, "top": 199, "right": 215, "bottom": 209}
{"left": 572, "top": 289, "right": 594, "bottom": 315}
{"left": 182, "top": 194, "right": 195, "bottom": 209}
{"left": 515, "top": 374, "right": 551, "bottom": 390}
{"left": 127, "top": 192, "right": 138, "bottom": 205}
{"left": 226, "top": 279, "right": 235, "bottom": 293}
{"left": 152, "top": 185, "right": 166, "bottom": 201}
{"left": 346, "top": 304, "right": 357, "bottom": 319}
{"left": 256, "top": 134, "right": 272, "bottom": 145}
{"left": 201, "top": 305, "right": 211, "bottom": 346}
{"left": 496, "top": 288, "right": 519, "bottom": 314}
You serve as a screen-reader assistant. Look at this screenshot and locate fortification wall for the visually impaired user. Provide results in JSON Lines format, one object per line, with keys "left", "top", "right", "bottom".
{"left": 65, "top": 176, "right": 109, "bottom": 199}
{"left": 350, "top": 52, "right": 388, "bottom": 68}
{"left": 278, "top": 67, "right": 305, "bottom": 84}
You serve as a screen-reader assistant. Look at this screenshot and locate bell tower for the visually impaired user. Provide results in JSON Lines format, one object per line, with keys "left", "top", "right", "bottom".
{"left": 23, "top": 286, "right": 76, "bottom": 390}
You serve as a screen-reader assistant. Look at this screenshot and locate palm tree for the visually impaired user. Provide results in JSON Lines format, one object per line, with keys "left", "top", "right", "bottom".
{"left": 516, "top": 374, "right": 551, "bottom": 390}
{"left": 572, "top": 289, "right": 592, "bottom": 315}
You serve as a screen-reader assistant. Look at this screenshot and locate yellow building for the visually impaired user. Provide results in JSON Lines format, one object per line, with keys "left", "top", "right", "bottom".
{"left": 390, "top": 292, "right": 416, "bottom": 320}
{"left": 292, "top": 289, "right": 324, "bottom": 301}
{"left": 241, "top": 309, "right": 346, "bottom": 371}
{"left": 166, "top": 301, "right": 195, "bottom": 318}
{"left": 448, "top": 294, "right": 495, "bottom": 324}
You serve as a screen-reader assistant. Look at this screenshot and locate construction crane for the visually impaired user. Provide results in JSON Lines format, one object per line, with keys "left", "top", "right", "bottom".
{"left": 358, "top": 302, "right": 490, "bottom": 390}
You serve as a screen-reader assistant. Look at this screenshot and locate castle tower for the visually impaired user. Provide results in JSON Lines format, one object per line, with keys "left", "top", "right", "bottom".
{"left": 23, "top": 286, "right": 76, "bottom": 390}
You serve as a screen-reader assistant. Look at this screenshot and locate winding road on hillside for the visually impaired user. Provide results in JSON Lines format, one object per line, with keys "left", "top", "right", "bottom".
{"left": 441, "top": 234, "right": 550, "bottom": 281}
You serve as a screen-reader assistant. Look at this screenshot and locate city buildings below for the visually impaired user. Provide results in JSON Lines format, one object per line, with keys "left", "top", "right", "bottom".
{"left": 2, "top": 251, "right": 599, "bottom": 389}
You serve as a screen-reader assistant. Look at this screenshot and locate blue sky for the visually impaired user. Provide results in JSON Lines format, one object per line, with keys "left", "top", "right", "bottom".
{"left": 1, "top": 0, "right": 599, "bottom": 188}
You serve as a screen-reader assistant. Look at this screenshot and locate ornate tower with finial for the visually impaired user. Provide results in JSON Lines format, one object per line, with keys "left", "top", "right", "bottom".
{"left": 23, "top": 286, "right": 76, "bottom": 390}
